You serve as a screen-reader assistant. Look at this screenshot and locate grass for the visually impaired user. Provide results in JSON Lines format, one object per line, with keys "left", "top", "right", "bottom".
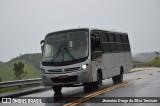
{"left": 0, "top": 84, "right": 42, "bottom": 93}
{"left": 149, "top": 57, "right": 160, "bottom": 65}
{"left": 133, "top": 58, "right": 160, "bottom": 68}
{"left": 0, "top": 86, "right": 19, "bottom": 93}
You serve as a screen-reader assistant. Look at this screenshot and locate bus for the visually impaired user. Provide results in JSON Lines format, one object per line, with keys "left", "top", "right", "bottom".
{"left": 40, "top": 28, "right": 132, "bottom": 93}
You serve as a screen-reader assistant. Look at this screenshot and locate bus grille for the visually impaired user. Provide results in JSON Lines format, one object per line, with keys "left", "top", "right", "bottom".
{"left": 64, "top": 67, "right": 80, "bottom": 72}
{"left": 47, "top": 69, "right": 62, "bottom": 73}
{"left": 51, "top": 75, "right": 78, "bottom": 83}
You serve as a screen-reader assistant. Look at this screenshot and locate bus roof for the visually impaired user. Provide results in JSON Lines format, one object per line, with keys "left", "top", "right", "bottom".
{"left": 47, "top": 27, "right": 128, "bottom": 35}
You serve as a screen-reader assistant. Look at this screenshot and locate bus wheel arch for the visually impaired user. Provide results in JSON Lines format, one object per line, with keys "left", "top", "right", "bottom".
{"left": 120, "top": 66, "right": 124, "bottom": 74}
{"left": 94, "top": 69, "right": 103, "bottom": 88}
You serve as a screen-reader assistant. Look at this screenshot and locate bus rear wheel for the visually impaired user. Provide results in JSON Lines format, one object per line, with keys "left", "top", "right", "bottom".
{"left": 112, "top": 71, "right": 123, "bottom": 84}
{"left": 52, "top": 86, "right": 62, "bottom": 93}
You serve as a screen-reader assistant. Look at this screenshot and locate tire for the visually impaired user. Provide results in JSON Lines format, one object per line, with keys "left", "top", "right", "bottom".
{"left": 112, "top": 70, "right": 123, "bottom": 84}
{"left": 52, "top": 86, "right": 62, "bottom": 93}
{"left": 119, "top": 71, "right": 123, "bottom": 82}
{"left": 94, "top": 71, "right": 102, "bottom": 88}
{"left": 83, "top": 84, "right": 92, "bottom": 92}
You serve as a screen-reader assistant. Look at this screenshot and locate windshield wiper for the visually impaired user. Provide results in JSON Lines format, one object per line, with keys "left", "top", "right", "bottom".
{"left": 51, "top": 35, "right": 66, "bottom": 62}
{"left": 50, "top": 34, "right": 76, "bottom": 63}
{"left": 64, "top": 47, "right": 75, "bottom": 60}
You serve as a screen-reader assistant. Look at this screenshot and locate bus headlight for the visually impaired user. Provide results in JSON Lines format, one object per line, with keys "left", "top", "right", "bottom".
{"left": 82, "top": 64, "right": 89, "bottom": 70}
{"left": 82, "top": 65, "right": 87, "bottom": 69}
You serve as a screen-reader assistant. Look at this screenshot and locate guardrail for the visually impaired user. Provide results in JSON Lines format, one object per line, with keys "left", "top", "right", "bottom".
{"left": 0, "top": 78, "right": 42, "bottom": 88}
{"left": 133, "top": 63, "right": 160, "bottom": 68}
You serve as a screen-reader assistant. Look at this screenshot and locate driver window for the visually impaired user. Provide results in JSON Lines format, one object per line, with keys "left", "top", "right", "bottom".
{"left": 44, "top": 44, "right": 52, "bottom": 57}
{"left": 91, "top": 32, "right": 101, "bottom": 51}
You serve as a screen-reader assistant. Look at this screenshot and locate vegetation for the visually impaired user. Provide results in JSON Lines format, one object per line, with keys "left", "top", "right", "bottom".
{"left": 149, "top": 57, "right": 160, "bottom": 65}
{"left": 0, "top": 53, "right": 42, "bottom": 93}
{"left": 0, "top": 59, "right": 40, "bottom": 81}
{"left": 0, "top": 61, "right": 4, "bottom": 66}
{"left": 0, "top": 83, "right": 42, "bottom": 93}
{"left": 155, "top": 52, "right": 160, "bottom": 60}
{"left": 13, "top": 61, "right": 27, "bottom": 80}
{"left": 10, "top": 53, "right": 41, "bottom": 70}
{"left": 0, "top": 86, "right": 19, "bottom": 93}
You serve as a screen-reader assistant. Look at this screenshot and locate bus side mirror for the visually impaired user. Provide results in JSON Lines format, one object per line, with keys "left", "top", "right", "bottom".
{"left": 40, "top": 40, "right": 44, "bottom": 51}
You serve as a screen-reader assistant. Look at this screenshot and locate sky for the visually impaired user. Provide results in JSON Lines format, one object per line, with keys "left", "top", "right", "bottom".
{"left": 0, "top": 0, "right": 160, "bottom": 62}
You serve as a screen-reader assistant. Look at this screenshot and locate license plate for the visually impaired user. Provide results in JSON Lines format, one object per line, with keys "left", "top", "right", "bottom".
{"left": 59, "top": 75, "right": 68, "bottom": 79}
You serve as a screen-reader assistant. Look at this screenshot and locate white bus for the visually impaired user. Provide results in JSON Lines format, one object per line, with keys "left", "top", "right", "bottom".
{"left": 40, "top": 28, "right": 132, "bottom": 93}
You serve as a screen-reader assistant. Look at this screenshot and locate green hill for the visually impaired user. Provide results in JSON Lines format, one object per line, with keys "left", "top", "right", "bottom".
{"left": 0, "top": 53, "right": 41, "bottom": 82}
{"left": 149, "top": 57, "right": 160, "bottom": 65}
{"left": 10, "top": 53, "right": 41, "bottom": 70}
{"left": 0, "top": 61, "right": 4, "bottom": 66}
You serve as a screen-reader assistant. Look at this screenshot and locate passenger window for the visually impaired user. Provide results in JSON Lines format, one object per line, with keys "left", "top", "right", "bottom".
{"left": 115, "top": 34, "right": 124, "bottom": 52}
{"left": 91, "top": 32, "right": 101, "bottom": 51}
{"left": 117, "top": 43, "right": 124, "bottom": 52}
{"left": 100, "top": 32, "right": 112, "bottom": 53}
{"left": 115, "top": 34, "right": 122, "bottom": 42}
{"left": 100, "top": 32, "right": 109, "bottom": 42}
{"left": 108, "top": 33, "right": 117, "bottom": 52}
{"left": 108, "top": 33, "right": 115, "bottom": 42}
{"left": 122, "top": 34, "right": 129, "bottom": 43}
{"left": 124, "top": 44, "right": 131, "bottom": 52}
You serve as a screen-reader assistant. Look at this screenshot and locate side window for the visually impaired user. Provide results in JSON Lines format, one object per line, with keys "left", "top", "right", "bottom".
{"left": 115, "top": 34, "right": 124, "bottom": 52}
{"left": 100, "top": 32, "right": 111, "bottom": 52}
{"left": 100, "top": 32, "right": 109, "bottom": 42}
{"left": 122, "top": 34, "right": 130, "bottom": 52}
{"left": 108, "top": 33, "right": 117, "bottom": 52}
{"left": 108, "top": 33, "right": 115, "bottom": 42}
{"left": 115, "top": 34, "right": 122, "bottom": 42}
{"left": 122, "top": 34, "right": 129, "bottom": 43}
{"left": 91, "top": 31, "right": 103, "bottom": 60}
{"left": 91, "top": 32, "right": 101, "bottom": 51}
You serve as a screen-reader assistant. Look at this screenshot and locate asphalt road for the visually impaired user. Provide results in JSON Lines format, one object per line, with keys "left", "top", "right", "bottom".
{"left": 1, "top": 67, "right": 160, "bottom": 106}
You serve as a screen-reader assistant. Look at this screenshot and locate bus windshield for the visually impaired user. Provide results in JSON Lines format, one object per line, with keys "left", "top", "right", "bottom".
{"left": 42, "top": 30, "right": 89, "bottom": 63}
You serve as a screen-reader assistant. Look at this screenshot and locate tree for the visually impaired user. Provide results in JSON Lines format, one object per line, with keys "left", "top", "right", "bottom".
{"left": 13, "top": 62, "right": 27, "bottom": 80}
{"left": 155, "top": 52, "right": 159, "bottom": 60}
{"left": 0, "top": 71, "right": 2, "bottom": 82}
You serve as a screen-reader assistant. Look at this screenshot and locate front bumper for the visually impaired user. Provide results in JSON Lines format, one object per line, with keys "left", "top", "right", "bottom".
{"left": 42, "top": 69, "right": 92, "bottom": 87}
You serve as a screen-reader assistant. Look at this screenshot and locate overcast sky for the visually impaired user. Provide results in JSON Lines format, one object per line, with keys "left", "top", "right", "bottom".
{"left": 0, "top": 0, "right": 160, "bottom": 62}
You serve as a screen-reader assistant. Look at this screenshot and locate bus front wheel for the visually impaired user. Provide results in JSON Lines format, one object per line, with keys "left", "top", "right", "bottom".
{"left": 94, "top": 71, "right": 102, "bottom": 88}
{"left": 52, "top": 86, "right": 62, "bottom": 93}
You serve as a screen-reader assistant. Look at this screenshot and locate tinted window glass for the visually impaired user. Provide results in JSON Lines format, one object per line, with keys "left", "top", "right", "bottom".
{"left": 110, "top": 43, "right": 117, "bottom": 52}
{"left": 117, "top": 43, "right": 124, "bottom": 52}
{"left": 115, "top": 34, "right": 122, "bottom": 42}
{"left": 100, "top": 32, "right": 109, "bottom": 42}
{"left": 122, "top": 34, "right": 129, "bottom": 43}
{"left": 108, "top": 33, "right": 115, "bottom": 42}
{"left": 91, "top": 32, "right": 101, "bottom": 51}
{"left": 124, "top": 44, "right": 131, "bottom": 51}
{"left": 101, "top": 43, "right": 111, "bottom": 52}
